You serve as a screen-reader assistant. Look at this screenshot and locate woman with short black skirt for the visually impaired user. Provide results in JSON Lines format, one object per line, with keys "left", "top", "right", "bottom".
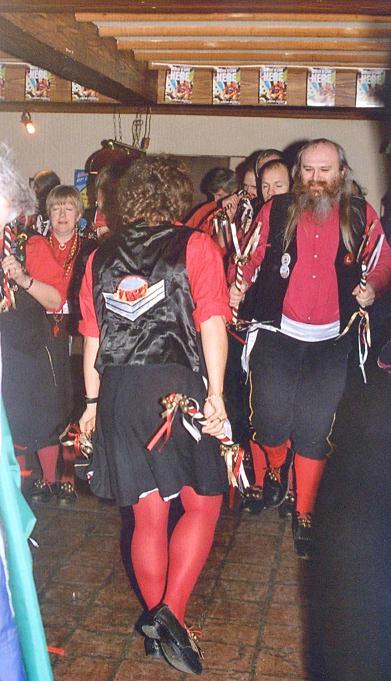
{"left": 79, "top": 156, "right": 231, "bottom": 675}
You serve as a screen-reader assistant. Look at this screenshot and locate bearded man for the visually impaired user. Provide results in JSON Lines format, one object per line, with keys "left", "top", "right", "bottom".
{"left": 229, "top": 138, "right": 391, "bottom": 558}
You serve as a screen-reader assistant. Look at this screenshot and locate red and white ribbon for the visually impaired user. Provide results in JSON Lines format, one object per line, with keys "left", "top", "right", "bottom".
{"left": 339, "top": 220, "right": 383, "bottom": 383}
{"left": 230, "top": 221, "right": 261, "bottom": 326}
{"left": 1, "top": 224, "right": 15, "bottom": 311}
{"left": 147, "top": 393, "right": 249, "bottom": 503}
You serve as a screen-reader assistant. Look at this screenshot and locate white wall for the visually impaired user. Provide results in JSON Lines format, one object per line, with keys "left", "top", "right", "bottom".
{"left": 1, "top": 111, "right": 388, "bottom": 211}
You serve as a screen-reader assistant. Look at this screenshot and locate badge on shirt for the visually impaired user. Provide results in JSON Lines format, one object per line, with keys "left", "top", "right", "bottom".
{"left": 280, "top": 253, "right": 291, "bottom": 279}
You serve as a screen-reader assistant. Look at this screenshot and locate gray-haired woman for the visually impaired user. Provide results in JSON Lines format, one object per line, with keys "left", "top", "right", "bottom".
{"left": 0, "top": 144, "right": 66, "bottom": 502}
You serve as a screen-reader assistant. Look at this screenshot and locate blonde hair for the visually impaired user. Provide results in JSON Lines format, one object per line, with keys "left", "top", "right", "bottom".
{"left": 46, "top": 185, "right": 83, "bottom": 217}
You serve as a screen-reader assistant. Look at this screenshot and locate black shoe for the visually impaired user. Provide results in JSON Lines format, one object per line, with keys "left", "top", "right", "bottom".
{"left": 30, "top": 479, "right": 57, "bottom": 504}
{"left": 278, "top": 491, "right": 295, "bottom": 519}
{"left": 144, "top": 637, "right": 163, "bottom": 659}
{"left": 240, "top": 486, "right": 264, "bottom": 515}
{"left": 292, "top": 512, "right": 314, "bottom": 560}
{"left": 57, "top": 481, "right": 78, "bottom": 506}
{"left": 142, "top": 604, "right": 203, "bottom": 675}
{"left": 263, "top": 449, "right": 293, "bottom": 508}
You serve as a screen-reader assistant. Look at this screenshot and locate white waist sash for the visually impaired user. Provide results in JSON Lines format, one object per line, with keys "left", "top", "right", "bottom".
{"left": 241, "top": 316, "right": 340, "bottom": 372}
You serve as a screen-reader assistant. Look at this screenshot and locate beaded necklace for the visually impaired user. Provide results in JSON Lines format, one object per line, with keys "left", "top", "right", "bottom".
{"left": 49, "top": 231, "right": 80, "bottom": 278}
{"left": 49, "top": 231, "right": 80, "bottom": 336}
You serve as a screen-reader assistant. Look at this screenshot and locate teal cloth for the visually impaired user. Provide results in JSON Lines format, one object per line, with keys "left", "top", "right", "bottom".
{"left": 0, "top": 400, "right": 54, "bottom": 681}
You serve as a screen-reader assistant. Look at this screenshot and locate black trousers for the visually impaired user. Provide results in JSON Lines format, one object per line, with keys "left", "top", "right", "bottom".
{"left": 248, "top": 329, "right": 351, "bottom": 459}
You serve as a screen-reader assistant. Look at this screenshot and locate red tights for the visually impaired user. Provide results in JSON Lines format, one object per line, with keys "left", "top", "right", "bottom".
{"left": 131, "top": 486, "right": 222, "bottom": 625}
{"left": 37, "top": 445, "right": 59, "bottom": 484}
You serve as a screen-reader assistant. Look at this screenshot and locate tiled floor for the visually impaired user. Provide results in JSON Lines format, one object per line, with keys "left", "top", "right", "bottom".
{"left": 30, "top": 488, "right": 324, "bottom": 681}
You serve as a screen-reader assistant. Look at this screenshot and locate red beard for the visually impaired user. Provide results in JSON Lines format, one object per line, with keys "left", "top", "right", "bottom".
{"left": 294, "top": 175, "right": 344, "bottom": 220}
{"left": 296, "top": 175, "right": 343, "bottom": 199}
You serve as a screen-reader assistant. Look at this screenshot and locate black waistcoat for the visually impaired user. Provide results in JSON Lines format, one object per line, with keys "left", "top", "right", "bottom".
{"left": 0, "top": 286, "right": 52, "bottom": 354}
{"left": 92, "top": 222, "right": 200, "bottom": 374}
{"left": 252, "top": 193, "right": 367, "bottom": 331}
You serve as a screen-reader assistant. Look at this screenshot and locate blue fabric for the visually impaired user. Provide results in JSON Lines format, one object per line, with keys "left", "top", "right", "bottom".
{"left": 0, "top": 398, "right": 54, "bottom": 681}
{"left": 0, "top": 551, "right": 26, "bottom": 681}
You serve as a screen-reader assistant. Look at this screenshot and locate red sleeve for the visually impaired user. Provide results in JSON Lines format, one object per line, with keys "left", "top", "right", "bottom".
{"left": 186, "top": 231, "right": 232, "bottom": 330}
{"left": 25, "top": 235, "right": 67, "bottom": 306}
{"left": 365, "top": 203, "right": 391, "bottom": 297}
{"left": 78, "top": 252, "right": 100, "bottom": 337}
{"left": 185, "top": 200, "right": 218, "bottom": 230}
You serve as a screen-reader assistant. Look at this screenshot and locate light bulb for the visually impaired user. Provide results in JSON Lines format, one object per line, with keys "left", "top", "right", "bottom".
{"left": 21, "top": 112, "right": 35, "bottom": 135}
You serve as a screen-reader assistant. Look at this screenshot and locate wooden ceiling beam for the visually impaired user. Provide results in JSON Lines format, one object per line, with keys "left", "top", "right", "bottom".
{"left": 0, "top": 12, "right": 156, "bottom": 104}
{"left": 0, "top": 100, "right": 388, "bottom": 122}
{"left": 134, "top": 50, "right": 391, "bottom": 66}
{"left": 98, "top": 23, "right": 391, "bottom": 38}
{"left": 75, "top": 12, "right": 391, "bottom": 23}
{"left": 118, "top": 39, "right": 391, "bottom": 53}
{"left": 1, "top": 1, "right": 391, "bottom": 15}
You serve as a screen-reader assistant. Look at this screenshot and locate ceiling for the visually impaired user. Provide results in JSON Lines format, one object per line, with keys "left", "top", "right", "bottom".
{"left": 0, "top": 0, "right": 391, "bottom": 109}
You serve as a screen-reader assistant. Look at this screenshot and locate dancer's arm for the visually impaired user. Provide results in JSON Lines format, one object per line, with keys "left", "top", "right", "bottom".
{"left": 79, "top": 336, "right": 100, "bottom": 435}
{"left": 200, "top": 315, "right": 228, "bottom": 436}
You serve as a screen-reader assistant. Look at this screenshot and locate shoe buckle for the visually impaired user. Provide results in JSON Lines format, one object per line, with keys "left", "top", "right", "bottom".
{"left": 186, "top": 627, "right": 204, "bottom": 660}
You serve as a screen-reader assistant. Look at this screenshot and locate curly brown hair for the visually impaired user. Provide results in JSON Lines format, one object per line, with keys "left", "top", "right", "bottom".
{"left": 118, "top": 155, "right": 193, "bottom": 227}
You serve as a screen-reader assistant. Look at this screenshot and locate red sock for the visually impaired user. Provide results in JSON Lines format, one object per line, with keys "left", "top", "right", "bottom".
{"left": 294, "top": 453, "right": 327, "bottom": 515}
{"left": 262, "top": 440, "right": 290, "bottom": 469}
{"left": 37, "top": 445, "right": 59, "bottom": 484}
{"left": 60, "top": 446, "right": 75, "bottom": 485}
{"left": 164, "top": 487, "right": 222, "bottom": 625}
{"left": 249, "top": 439, "right": 267, "bottom": 487}
{"left": 16, "top": 453, "right": 27, "bottom": 473}
{"left": 131, "top": 491, "right": 170, "bottom": 610}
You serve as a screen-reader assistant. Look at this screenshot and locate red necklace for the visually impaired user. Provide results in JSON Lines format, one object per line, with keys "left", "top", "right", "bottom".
{"left": 49, "top": 232, "right": 80, "bottom": 278}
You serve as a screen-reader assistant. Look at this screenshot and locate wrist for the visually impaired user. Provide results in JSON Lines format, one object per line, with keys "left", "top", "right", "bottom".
{"left": 85, "top": 396, "right": 99, "bottom": 405}
{"left": 205, "top": 393, "right": 224, "bottom": 402}
{"left": 21, "top": 273, "right": 34, "bottom": 291}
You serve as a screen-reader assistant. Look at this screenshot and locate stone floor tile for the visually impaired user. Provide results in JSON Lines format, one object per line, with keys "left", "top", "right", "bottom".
{"left": 80, "top": 534, "right": 119, "bottom": 554}
{"left": 226, "top": 537, "right": 278, "bottom": 564}
{"left": 266, "top": 604, "right": 309, "bottom": 629}
{"left": 201, "top": 639, "right": 255, "bottom": 671}
{"left": 90, "top": 515, "right": 123, "bottom": 536}
{"left": 40, "top": 601, "right": 85, "bottom": 629}
{"left": 202, "top": 618, "right": 259, "bottom": 647}
{"left": 42, "top": 582, "right": 98, "bottom": 607}
{"left": 93, "top": 583, "right": 141, "bottom": 612}
{"left": 82, "top": 605, "right": 135, "bottom": 635}
{"left": 52, "top": 560, "right": 114, "bottom": 585}
{"left": 207, "top": 597, "right": 260, "bottom": 623}
{"left": 64, "top": 628, "right": 130, "bottom": 659}
{"left": 112, "top": 658, "right": 183, "bottom": 680}
{"left": 271, "top": 583, "right": 311, "bottom": 605}
{"left": 254, "top": 646, "right": 312, "bottom": 679}
{"left": 44, "top": 625, "right": 73, "bottom": 649}
{"left": 261, "top": 623, "right": 310, "bottom": 649}
{"left": 199, "top": 671, "right": 251, "bottom": 681}
{"left": 53, "top": 656, "right": 116, "bottom": 681}
{"left": 220, "top": 559, "right": 270, "bottom": 582}
{"left": 193, "top": 576, "right": 218, "bottom": 597}
{"left": 183, "top": 594, "right": 210, "bottom": 624}
{"left": 213, "top": 578, "right": 269, "bottom": 603}
{"left": 207, "top": 544, "right": 231, "bottom": 562}
{"left": 253, "top": 675, "right": 309, "bottom": 681}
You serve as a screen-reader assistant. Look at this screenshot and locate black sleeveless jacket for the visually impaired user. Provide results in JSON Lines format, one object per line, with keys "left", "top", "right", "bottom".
{"left": 92, "top": 222, "right": 200, "bottom": 374}
{"left": 0, "top": 285, "right": 52, "bottom": 353}
{"left": 251, "top": 193, "right": 367, "bottom": 332}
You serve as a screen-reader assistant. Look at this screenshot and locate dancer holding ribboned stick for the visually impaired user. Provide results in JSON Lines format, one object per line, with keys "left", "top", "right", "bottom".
{"left": 79, "top": 156, "right": 231, "bottom": 675}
